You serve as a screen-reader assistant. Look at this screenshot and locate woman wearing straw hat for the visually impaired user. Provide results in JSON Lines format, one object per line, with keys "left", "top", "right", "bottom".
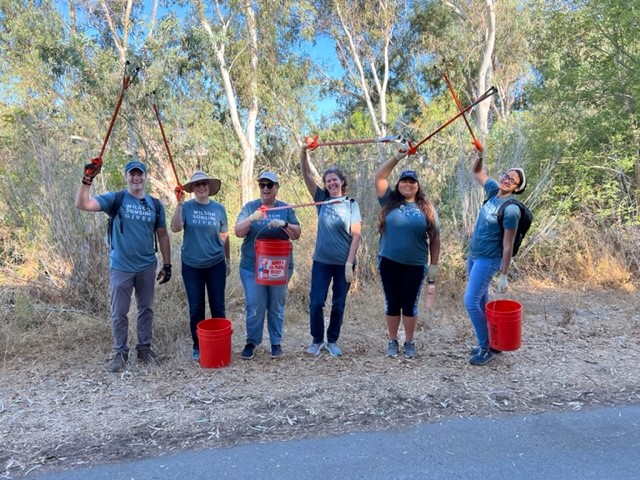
{"left": 234, "top": 172, "right": 301, "bottom": 360}
{"left": 300, "top": 140, "right": 362, "bottom": 357}
{"left": 374, "top": 148, "right": 440, "bottom": 360}
{"left": 171, "top": 171, "right": 229, "bottom": 361}
{"left": 465, "top": 153, "right": 526, "bottom": 366}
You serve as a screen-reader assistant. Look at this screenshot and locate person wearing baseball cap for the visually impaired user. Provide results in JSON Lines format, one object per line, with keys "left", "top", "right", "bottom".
{"left": 170, "top": 170, "right": 228, "bottom": 361}
{"left": 75, "top": 158, "right": 171, "bottom": 373}
{"left": 464, "top": 153, "right": 527, "bottom": 366}
{"left": 374, "top": 145, "right": 440, "bottom": 360}
{"left": 234, "top": 171, "right": 301, "bottom": 360}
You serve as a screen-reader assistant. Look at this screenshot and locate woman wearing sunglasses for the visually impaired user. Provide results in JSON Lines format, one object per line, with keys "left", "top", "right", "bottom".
{"left": 170, "top": 171, "right": 229, "bottom": 361}
{"left": 465, "top": 153, "right": 526, "bottom": 365}
{"left": 234, "top": 172, "right": 301, "bottom": 360}
{"left": 374, "top": 148, "right": 440, "bottom": 360}
{"left": 300, "top": 140, "right": 362, "bottom": 357}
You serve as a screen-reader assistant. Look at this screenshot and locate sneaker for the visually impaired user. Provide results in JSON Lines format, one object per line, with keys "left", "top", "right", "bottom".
{"left": 403, "top": 340, "right": 416, "bottom": 359}
{"left": 385, "top": 339, "right": 399, "bottom": 358}
{"left": 270, "top": 344, "right": 282, "bottom": 358}
{"left": 241, "top": 343, "right": 255, "bottom": 360}
{"left": 109, "top": 352, "right": 128, "bottom": 372}
{"left": 469, "top": 346, "right": 502, "bottom": 356}
{"left": 469, "top": 347, "right": 496, "bottom": 366}
{"left": 306, "top": 341, "right": 324, "bottom": 356}
{"left": 137, "top": 347, "right": 160, "bottom": 365}
{"left": 325, "top": 342, "right": 343, "bottom": 357}
{"left": 192, "top": 348, "right": 200, "bottom": 361}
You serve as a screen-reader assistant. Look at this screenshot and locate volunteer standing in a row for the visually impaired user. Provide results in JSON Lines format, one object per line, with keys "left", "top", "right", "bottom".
{"left": 171, "top": 171, "right": 230, "bottom": 362}
{"left": 300, "top": 138, "right": 362, "bottom": 357}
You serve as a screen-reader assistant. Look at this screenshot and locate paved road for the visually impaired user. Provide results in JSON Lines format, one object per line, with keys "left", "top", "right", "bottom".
{"left": 29, "top": 405, "right": 640, "bottom": 480}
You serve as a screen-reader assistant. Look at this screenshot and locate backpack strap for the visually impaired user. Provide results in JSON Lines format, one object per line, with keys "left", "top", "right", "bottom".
{"left": 151, "top": 196, "right": 161, "bottom": 252}
{"left": 108, "top": 190, "right": 125, "bottom": 250}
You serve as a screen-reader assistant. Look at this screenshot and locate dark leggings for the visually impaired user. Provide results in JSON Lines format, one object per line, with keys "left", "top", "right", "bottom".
{"left": 377, "top": 256, "right": 426, "bottom": 316}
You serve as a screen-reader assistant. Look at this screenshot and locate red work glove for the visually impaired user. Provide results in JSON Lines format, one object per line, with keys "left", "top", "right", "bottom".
{"left": 174, "top": 185, "right": 184, "bottom": 203}
{"left": 82, "top": 157, "right": 103, "bottom": 185}
{"left": 302, "top": 135, "right": 319, "bottom": 152}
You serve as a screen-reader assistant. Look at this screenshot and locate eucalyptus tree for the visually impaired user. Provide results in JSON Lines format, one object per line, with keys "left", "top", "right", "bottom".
{"left": 192, "top": 0, "right": 314, "bottom": 204}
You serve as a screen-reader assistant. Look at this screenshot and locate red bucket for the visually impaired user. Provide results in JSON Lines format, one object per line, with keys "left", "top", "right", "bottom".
{"left": 486, "top": 299, "right": 522, "bottom": 351}
{"left": 196, "top": 318, "right": 232, "bottom": 368}
{"left": 255, "top": 239, "right": 292, "bottom": 285}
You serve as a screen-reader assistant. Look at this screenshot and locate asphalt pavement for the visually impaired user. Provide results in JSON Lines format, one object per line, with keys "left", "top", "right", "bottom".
{"left": 29, "top": 404, "right": 640, "bottom": 480}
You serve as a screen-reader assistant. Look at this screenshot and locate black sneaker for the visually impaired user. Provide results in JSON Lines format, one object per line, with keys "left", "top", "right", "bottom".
{"left": 241, "top": 343, "right": 255, "bottom": 360}
{"left": 137, "top": 347, "right": 160, "bottom": 365}
{"left": 271, "top": 344, "right": 282, "bottom": 358}
{"left": 109, "top": 352, "right": 128, "bottom": 372}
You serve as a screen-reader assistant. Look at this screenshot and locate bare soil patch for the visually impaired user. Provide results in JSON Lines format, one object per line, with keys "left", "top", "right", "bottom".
{"left": 1, "top": 281, "right": 639, "bottom": 478}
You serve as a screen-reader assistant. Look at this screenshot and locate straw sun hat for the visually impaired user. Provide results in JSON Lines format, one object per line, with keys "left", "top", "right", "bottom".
{"left": 183, "top": 171, "right": 221, "bottom": 196}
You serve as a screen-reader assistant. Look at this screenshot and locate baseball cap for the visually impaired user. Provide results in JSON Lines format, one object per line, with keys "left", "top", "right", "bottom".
{"left": 257, "top": 171, "right": 279, "bottom": 184}
{"left": 125, "top": 161, "right": 147, "bottom": 174}
{"left": 398, "top": 170, "right": 419, "bottom": 182}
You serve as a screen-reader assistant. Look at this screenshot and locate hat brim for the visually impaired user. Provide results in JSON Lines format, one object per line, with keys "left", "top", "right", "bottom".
{"left": 183, "top": 179, "right": 221, "bottom": 196}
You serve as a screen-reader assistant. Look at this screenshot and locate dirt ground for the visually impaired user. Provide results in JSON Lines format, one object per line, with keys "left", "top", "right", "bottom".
{"left": 1, "top": 281, "right": 639, "bottom": 479}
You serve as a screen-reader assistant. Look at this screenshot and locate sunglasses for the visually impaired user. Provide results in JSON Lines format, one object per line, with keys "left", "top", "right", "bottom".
{"left": 192, "top": 181, "right": 209, "bottom": 188}
{"left": 259, "top": 181, "right": 275, "bottom": 189}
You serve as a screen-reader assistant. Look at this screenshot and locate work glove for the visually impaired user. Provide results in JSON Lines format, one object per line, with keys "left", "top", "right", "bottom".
{"left": 249, "top": 210, "right": 263, "bottom": 222}
{"left": 157, "top": 264, "right": 172, "bottom": 284}
{"left": 345, "top": 262, "right": 354, "bottom": 283}
{"left": 427, "top": 264, "right": 439, "bottom": 282}
{"left": 226, "top": 259, "right": 231, "bottom": 277}
{"left": 82, "top": 157, "right": 103, "bottom": 185}
{"left": 497, "top": 273, "right": 509, "bottom": 294}
{"left": 174, "top": 185, "right": 184, "bottom": 203}
{"left": 392, "top": 139, "right": 409, "bottom": 161}
{"left": 302, "top": 135, "right": 319, "bottom": 152}
{"left": 268, "top": 219, "right": 286, "bottom": 229}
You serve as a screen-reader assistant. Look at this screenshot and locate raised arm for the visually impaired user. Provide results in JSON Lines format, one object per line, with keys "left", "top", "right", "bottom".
{"left": 375, "top": 151, "right": 406, "bottom": 197}
{"left": 75, "top": 183, "right": 102, "bottom": 212}
{"left": 472, "top": 151, "right": 489, "bottom": 187}
{"left": 300, "top": 146, "right": 319, "bottom": 197}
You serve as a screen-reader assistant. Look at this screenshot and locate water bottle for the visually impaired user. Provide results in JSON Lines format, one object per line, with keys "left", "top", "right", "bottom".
{"left": 426, "top": 280, "right": 436, "bottom": 309}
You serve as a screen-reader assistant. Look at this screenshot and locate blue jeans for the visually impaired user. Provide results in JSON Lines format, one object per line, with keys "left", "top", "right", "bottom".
{"left": 240, "top": 267, "right": 287, "bottom": 346}
{"left": 309, "top": 261, "right": 351, "bottom": 344}
{"left": 182, "top": 260, "right": 227, "bottom": 350}
{"left": 464, "top": 257, "right": 501, "bottom": 348}
{"left": 110, "top": 264, "right": 156, "bottom": 354}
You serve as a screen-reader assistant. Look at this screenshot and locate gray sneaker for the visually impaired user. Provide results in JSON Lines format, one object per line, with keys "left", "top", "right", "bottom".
{"left": 385, "top": 339, "right": 399, "bottom": 358}
{"left": 403, "top": 340, "right": 416, "bottom": 359}
{"left": 325, "top": 342, "right": 343, "bottom": 357}
{"left": 306, "top": 341, "right": 324, "bottom": 356}
{"left": 109, "top": 352, "right": 128, "bottom": 372}
{"left": 137, "top": 347, "right": 160, "bottom": 365}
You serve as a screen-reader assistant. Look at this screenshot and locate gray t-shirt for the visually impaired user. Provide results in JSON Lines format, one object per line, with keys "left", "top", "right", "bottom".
{"left": 377, "top": 188, "right": 432, "bottom": 266}
{"left": 312, "top": 187, "right": 362, "bottom": 265}
{"left": 469, "top": 178, "right": 521, "bottom": 259}
{"left": 180, "top": 199, "right": 228, "bottom": 268}
{"left": 96, "top": 190, "right": 167, "bottom": 272}
{"left": 236, "top": 199, "right": 299, "bottom": 272}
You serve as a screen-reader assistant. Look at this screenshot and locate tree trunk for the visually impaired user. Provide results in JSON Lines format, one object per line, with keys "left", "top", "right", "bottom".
{"left": 477, "top": 0, "right": 496, "bottom": 139}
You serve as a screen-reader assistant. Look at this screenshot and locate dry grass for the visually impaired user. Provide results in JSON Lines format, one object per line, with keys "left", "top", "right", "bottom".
{"left": 1, "top": 259, "right": 639, "bottom": 478}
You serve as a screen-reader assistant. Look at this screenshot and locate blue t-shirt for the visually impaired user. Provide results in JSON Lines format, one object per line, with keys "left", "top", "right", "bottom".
{"left": 377, "top": 188, "right": 432, "bottom": 266}
{"left": 312, "top": 187, "right": 362, "bottom": 265}
{"left": 96, "top": 190, "right": 167, "bottom": 272}
{"left": 237, "top": 199, "right": 299, "bottom": 272}
{"left": 180, "top": 199, "right": 228, "bottom": 268}
{"left": 469, "top": 178, "right": 521, "bottom": 259}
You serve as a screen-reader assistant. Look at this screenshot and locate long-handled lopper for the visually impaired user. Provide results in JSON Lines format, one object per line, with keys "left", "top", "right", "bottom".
{"left": 302, "top": 134, "right": 404, "bottom": 151}
{"left": 442, "top": 71, "right": 484, "bottom": 152}
{"left": 148, "top": 91, "right": 182, "bottom": 192}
